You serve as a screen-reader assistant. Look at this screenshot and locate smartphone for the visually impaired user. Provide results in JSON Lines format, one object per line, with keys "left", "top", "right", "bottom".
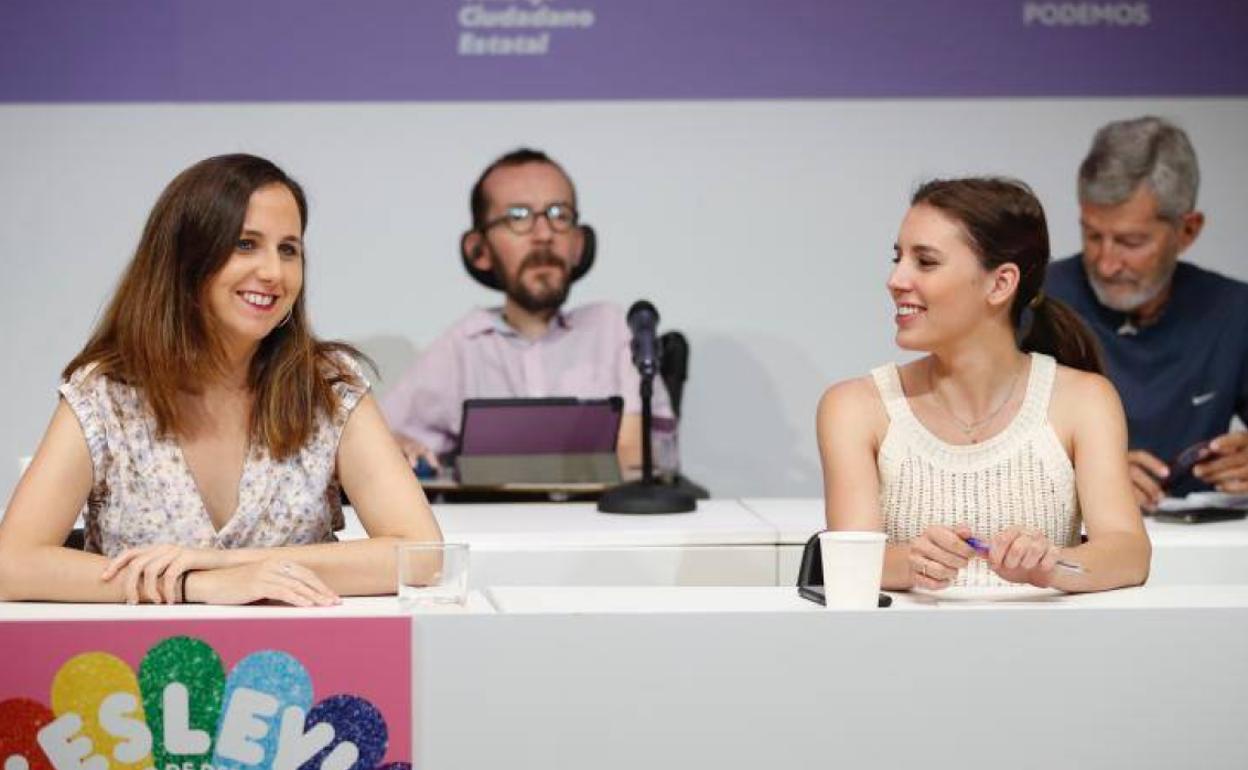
{"left": 1163, "top": 440, "right": 1212, "bottom": 491}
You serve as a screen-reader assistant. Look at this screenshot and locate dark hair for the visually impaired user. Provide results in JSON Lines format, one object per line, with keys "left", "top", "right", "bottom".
{"left": 64, "top": 153, "right": 367, "bottom": 460}
{"left": 911, "top": 177, "right": 1104, "bottom": 374}
{"left": 469, "top": 148, "right": 576, "bottom": 230}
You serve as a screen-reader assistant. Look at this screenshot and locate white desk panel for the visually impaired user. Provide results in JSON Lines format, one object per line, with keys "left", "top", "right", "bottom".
{"left": 739, "top": 497, "right": 826, "bottom": 542}
{"left": 345, "top": 498, "right": 1248, "bottom": 587}
{"left": 343, "top": 499, "right": 771, "bottom": 546}
{"left": 412, "top": 585, "right": 1248, "bottom": 769}
{"left": 464, "top": 544, "right": 778, "bottom": 588}
{"left": 740, "top": 497, "right": 824, "bottom": 585}
{"left": 1145, "top": 514, "right": 1248, "bottom": 584}
{"left": 345, "top": 500, "right": 780, "bottom": 587}
{"left": 487, "top": 585, "right": 820, "bottom": 613}
{"left": 487, "top": 584, "right": 1248, "bottom": 613}
{"left": 0, "top": 593, "right": 496, "bottom": 620}
{"left": 433, "top": 499, "right": 771, "bottom": 547}
{"left": 745, "top": 497, "right": 1248, "bottom": 586}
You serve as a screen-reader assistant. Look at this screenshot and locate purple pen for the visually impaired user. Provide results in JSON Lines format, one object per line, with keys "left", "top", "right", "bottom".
{"left": 964, "top": 536, "right": 1088, "bottom": 575}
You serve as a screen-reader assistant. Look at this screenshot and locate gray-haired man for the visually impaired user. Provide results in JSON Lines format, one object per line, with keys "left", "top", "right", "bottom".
{"left": 1046, "top": 116, "right": 1248, "bottom": 508}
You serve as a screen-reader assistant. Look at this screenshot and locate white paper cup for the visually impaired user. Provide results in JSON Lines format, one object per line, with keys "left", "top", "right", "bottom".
{"left": 397, "top": 542, "right": 470, "bottom": 608}
{"left": 818, "top": 531, "right": 886, "bottom": 609}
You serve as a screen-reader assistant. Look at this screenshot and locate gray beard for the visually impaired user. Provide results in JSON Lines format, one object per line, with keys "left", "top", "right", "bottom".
{"left": 1086, "top": 260, "right": 1176, "bottom": 313}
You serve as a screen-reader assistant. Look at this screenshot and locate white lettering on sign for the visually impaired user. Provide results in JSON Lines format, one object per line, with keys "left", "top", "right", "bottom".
{"left": 215, "top": 688, "right": 278, "bottom": 765}
{"left": 459, "top": 4, "right": 595, "bottom": 29}
{"left": 1023, "top": 3, "right": 1151, "bottom": 26}
{"left": 28, "top": 683, "right": 376, "bottom": 770}
{"left": 271, "top": 707, "right": 334, "bottom": 770}
{"left": 458, "top": 31, "right": 551, "bottom": 55}
{"left": 98, "top": 693, "right": 151, "bottom": 763}
{"left": 36, "top": 713, "right": 107, "bottom": 770}
{"left": 162, "top": 683, "right": 211, "bottom": 755}
{"left": 455, "top": 1, "right": 594, "bottom": 56}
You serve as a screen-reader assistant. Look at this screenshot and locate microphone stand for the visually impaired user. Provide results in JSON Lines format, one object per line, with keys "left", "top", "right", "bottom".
{"left": 640, "top": 375, "right": 655, "bottom": 484}
{"left": 597, "top": 352, "right": 696, "bottom": 515}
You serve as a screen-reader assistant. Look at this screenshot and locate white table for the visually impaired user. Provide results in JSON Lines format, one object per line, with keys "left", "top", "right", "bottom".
{"left": 0, "top": 593, "right": 495, "bottom": 620}
{"left": 738, "top": 497, "right": 825, "bottom": 582}
{"left": 344, "top": 500, "right": 780, "bottom": 587}
{"left": 741, "top": 497, "right": 1248, "bottom": 586}
{"left": 486, "top": 584, "right": 820, "bottom": 613}
{"left": 412, "top": 585, "right": 1248, "bottom": 769}
{"left": 342, "top": 498, "right": 1248, "bottom": 588}
{"left": 1141, "top": 514, "right": 1248, "bottom": 584}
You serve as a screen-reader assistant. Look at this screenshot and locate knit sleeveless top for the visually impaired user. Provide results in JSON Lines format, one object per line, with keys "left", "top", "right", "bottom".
{"left": 870, "top": 352, "right": 1081, "bottom": 586}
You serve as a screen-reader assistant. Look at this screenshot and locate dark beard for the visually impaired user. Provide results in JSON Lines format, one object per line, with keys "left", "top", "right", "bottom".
{"left": 496, "top": 249, "right": 570, "bottom": 314}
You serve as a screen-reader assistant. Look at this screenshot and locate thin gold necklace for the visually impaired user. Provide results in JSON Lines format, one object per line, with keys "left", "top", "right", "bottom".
{"left": 927, "top": 358, "right": 1021, "bottom": 442}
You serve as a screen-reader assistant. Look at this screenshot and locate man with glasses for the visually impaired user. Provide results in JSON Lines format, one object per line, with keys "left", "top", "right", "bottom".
{"left": 1046, "top": 117, "right": 1248, "bottom": 508}
{"left": 381, "top": 148, "right": 673, "bottom": 474}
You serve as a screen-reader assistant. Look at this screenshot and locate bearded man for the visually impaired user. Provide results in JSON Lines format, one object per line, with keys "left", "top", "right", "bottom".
{"left": 382, "top": 148, "right": 672, "bottom": 473}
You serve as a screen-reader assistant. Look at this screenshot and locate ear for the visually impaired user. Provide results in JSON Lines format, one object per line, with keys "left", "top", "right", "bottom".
{"left": 1175, "top": 210, "right": 1205, "bottom": 255}
{"left": 986, "top": 262, "right": 1020, "bottom": 310}
{"left": 463, "top": 230, "right": 491, "bottom": 271}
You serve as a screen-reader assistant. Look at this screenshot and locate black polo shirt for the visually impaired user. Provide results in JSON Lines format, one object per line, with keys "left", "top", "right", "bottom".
{"left": 1047, "top": 256, "right": 1248, "bottom": 495}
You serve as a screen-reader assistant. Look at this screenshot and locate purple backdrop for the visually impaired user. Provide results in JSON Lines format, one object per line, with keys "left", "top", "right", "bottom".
{"left": 2, "top": 0, "right": 1246, "bottom": 102}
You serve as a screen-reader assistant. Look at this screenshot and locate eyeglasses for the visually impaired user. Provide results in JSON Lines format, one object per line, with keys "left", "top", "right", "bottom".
{"left": 482, "top": 203, "right": 578, "bottom": 235}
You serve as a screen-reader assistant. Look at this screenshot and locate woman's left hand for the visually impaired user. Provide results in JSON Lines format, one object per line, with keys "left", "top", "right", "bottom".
{"left": 987, "top": 526, "right": 1060, "bottom": 587}
{"left": 101, "top": 544, "right": 234, "bottom": 604}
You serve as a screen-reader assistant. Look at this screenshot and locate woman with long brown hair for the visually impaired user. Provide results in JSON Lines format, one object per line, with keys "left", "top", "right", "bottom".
{"left": 817, "top": 177, "right": 1150, "bottom": 592}
{"left": 0, "top": 154, "right": 441, "bottom": 604}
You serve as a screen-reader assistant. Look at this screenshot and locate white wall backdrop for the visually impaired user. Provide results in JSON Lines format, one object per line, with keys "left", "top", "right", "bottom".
{"left": 2, "top": 98, "right": 1246, "bottom": 505}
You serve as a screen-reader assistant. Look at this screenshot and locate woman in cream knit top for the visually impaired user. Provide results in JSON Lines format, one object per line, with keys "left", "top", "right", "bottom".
{"left": 817, "top": 178, "right": 1150, "bottom": 593}
{"left": 873, "top": 352, "right": 1079, "bottom": 586}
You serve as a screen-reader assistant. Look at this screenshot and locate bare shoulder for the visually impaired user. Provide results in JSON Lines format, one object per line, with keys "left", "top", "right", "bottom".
{"left": 819, "top": 375, "right": 878, "bottom": 410}
{"left": 817, "top": 374, "right": 888, "bottom": 434}
{"left": 1053, "top": 365, "right": 1120, "bottom": 405}
{"left": 1051, "top": 364, "right": 1124, "bottom": 428}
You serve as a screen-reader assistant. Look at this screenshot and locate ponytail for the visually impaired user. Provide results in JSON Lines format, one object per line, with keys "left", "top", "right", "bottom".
{"left": 1017, "top": 292, "right": 1104, "bottom": 374}
{"left": 909, "top": 178, "right": 1106, "bottom": 375}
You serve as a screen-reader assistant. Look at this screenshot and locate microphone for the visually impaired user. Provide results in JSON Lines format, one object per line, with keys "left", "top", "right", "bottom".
{"left": 627, "top": 300, "right": 661, "bottom": 377}
{"left": 598, "top": 298, "right": 696, "bottom": 514}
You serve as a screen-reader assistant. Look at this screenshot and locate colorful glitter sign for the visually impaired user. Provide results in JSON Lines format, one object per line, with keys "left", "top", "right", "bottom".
{"left": 0, "top": 618, "right": 410, "bottom": 770}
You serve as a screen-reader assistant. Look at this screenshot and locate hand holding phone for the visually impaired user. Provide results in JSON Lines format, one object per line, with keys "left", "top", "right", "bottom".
{"left": 1164, "top": 440, "right": 1212, "bottom": 491}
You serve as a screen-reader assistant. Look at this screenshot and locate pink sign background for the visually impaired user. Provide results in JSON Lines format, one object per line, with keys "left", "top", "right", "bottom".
{"left": 1, "top": 617, "right": 411, "bottom": 764}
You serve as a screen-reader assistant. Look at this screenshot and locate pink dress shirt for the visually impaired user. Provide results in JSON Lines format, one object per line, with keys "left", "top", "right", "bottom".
{"left": 381, "top": 302, "right": 674, "bottom": 456}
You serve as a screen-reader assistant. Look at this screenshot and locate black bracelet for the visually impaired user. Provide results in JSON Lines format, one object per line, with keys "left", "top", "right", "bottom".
{"left": 177, "top": 571, "right": 192, "bottom": 603}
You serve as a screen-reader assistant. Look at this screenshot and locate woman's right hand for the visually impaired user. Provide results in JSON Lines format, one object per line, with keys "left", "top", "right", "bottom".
{"left": 185, "top": 558, "right": 340, "bottom": 607}
{"left": 908, "top": 523, "right": 976, "bottom": 590}
{"left": 101, "top": 544, "right": 235, "bottom": 604}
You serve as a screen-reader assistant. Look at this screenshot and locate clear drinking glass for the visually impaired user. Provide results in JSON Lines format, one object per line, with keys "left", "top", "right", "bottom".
{"left": 397, "top": 542, "right": 470, "bottom": 607}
